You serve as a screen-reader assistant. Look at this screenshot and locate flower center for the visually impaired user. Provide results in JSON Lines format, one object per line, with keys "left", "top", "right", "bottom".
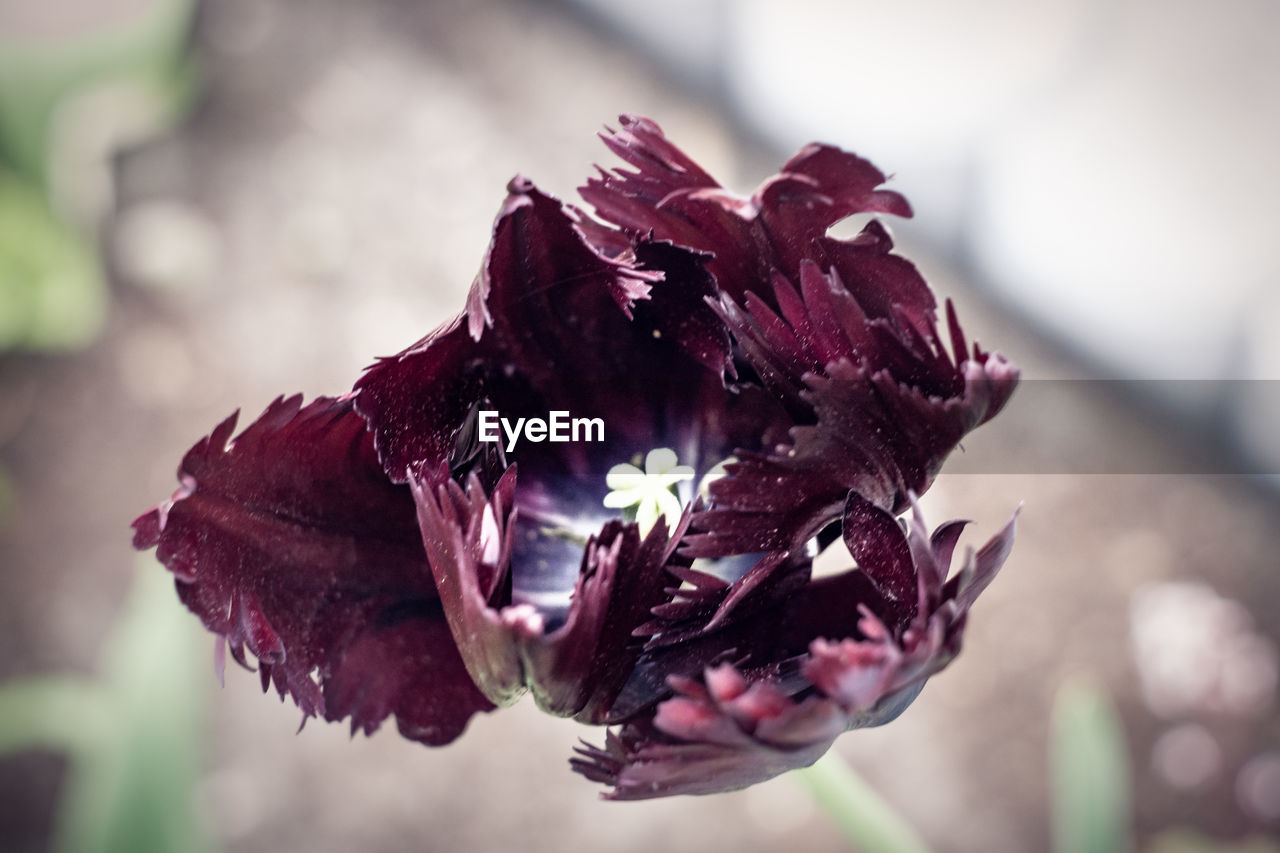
{"left": 603, "top": 448, "right": 695, "bottom": 536}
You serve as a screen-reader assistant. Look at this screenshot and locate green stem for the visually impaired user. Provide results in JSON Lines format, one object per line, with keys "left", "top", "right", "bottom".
{"left": 0, "top": 676, "right": 109, "bottom": 756}
{"left": 796, "top": 752, "right": 933, "bottom": 853}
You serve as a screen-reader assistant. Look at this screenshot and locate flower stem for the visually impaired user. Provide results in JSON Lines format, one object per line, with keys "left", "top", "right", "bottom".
{"left": 796, "top": 752, "right": 933, "bottom": 853}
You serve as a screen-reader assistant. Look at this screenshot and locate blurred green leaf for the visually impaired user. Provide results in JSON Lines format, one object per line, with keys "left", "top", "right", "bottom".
{"left": 0, "top": 676, "right": 109, "bottom": 756}
{"left": 797, "top": 751, "right": 933, "bottom": 853}
{"left": 0, "top": 168, "right": 105, "bottom": 350}
{"left": 1051, "top": 679, "right": 1132, "bottom": 853}
{"left": 0, "top": 0, "right": 201, "bottom": 354}
{"left": 0, "top": 0, "right": 199, "bottom": 187}
{"left": 54, "top": 556, "right": 214, "bottom": 853}
{"left": 0, "top": 557, "right": 215, "bottom": 853}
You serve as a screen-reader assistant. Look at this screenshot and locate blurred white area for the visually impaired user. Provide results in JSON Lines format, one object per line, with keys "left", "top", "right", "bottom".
{"left": 573, "top": 0, "right": 1280, "bottom": 462}
{"left": 1238, "top": 752, "right": 1280, "bottom": 822}
{"left": 1151, "top": 723, "right": 1222, "bottom": 792}
{"left": 1129, "top": 581, "right": 1277, "bottom": 718}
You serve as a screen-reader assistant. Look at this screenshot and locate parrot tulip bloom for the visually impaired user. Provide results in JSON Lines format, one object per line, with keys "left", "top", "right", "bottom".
{"left": 133, "top": 115, "right": 1019, "bottom": 798}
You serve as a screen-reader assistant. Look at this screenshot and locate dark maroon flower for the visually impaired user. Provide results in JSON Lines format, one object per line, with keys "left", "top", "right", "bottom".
{"left": 133, "top": 115, "right": 1019, "bottom": 798}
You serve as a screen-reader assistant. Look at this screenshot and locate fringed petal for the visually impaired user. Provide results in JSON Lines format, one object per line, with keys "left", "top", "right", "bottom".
{"left": 132, "top": 395, "right": 493, "bottom": 744}
{"left": 411, "top": 467, "right": 692, "bottom": 720}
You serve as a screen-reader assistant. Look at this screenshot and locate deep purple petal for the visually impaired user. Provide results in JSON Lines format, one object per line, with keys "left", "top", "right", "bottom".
{"left": 640, "top": 550, "right": 811, "bottom": 643}
{"left": 930, "top": 517, "right": 971, "bottom": 577}
{"left": 586, "top": 120, "right": 1014, "bottom": 585}
{"left": 132, "top": 395, "right": 493, "bottom": 744}
{"left": 630, "top": 239, "right": 732, "bottom": 378}
{"left": 815, "top": 227, "right": 938, "bottom": 341}
{"left": 323, "top": 608, "right": 491, "bottom": 744}
{"left": 575, "top": 503, "right": 1018, "bottom": 798}
{"left": 594, "top": 115, "right": 721, "bottom": 202}
{"left": 134, "top": 114, "right": 1022, "bottom": 801}
{"left": 584, "top": 115, "right": 915, "bottom": 314}
{"left": 582, "top": 118, "right": 774, "bottom": 308}
{"left": 355, "top": 177, "right": 661, "bottom": 485}
{"left": 410, "top": 466, "right": 526, "bottom": 707}
{"left": 687, "top": 344, "right": 1017, "bottom": 563}
{"left": 523, "top": 513, "right": 686, "bottom": 720}
{"left": 411, "top": 466, "right": 691, "bottom": 719}
{"left": 947, "top": 507, "right": 1020, "bottom": 613}
{"left": 774, "top": 143, "right": 913, "bottom": 217}
{"left": 614, "top": 558, "right": 882, "bottom": 722}
{"left": 818, "top": 504, "right": 1018, "bottom": 710}
{"left": 357, "top": 177, "right": 735, "bottom": 490}
{"left": 629, "top": 501, "right": 1015, "bottom": 716}
{"left": 354, "top": 315, "right": 489, "bottom": 485}
{"left": 554, "top": 515, "right": 690, "bottom": 722}
{"left": 755, "top": 144, "right": 912, "bottom": 271}
{"left": 842, "top": 493, "right": 916, "bottom": 607}
{"left": 803, "top": 635, "right": 900, "bottom": 712}
{"left": 572, "top": 665, "right": 844, "bottom": 799}
{"left": 470, "top": 177, "right": 661, "bottom": 390}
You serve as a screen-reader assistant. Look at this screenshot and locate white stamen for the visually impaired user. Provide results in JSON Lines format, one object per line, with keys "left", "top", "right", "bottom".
{"left": 603, "top": 447, "right": 695, "bottom": 536}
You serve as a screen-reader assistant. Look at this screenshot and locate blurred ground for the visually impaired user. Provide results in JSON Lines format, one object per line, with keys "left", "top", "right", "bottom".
{"left": 1, "top": 1, "right": 1278, "bottom": 852}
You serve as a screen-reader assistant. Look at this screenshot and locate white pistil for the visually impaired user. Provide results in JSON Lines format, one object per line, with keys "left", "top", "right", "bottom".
{"left": 604, "top": 448, "right": 694, "bottom": 536}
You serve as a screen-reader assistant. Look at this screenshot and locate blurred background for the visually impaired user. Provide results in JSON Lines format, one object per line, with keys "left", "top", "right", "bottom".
{"left": 1, "top": 0, "right": 1278, "bottom": 851}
